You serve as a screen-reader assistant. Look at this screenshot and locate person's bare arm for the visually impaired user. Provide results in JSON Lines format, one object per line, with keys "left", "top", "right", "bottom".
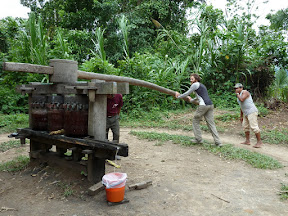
{"left": 240, "top": 109, "right": 243, "bottom": 123}
{"left": 236, "top": 90, "right": 250, "bottom": 102}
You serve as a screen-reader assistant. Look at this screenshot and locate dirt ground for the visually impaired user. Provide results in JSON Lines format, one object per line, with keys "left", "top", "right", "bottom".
{"left": 0, "top": 108, "right": 288, "bottom": 216}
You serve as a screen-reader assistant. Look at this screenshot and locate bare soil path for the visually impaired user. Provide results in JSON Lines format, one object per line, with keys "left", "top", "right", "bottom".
{"left": 0, "top": 124, "right": 288, "bottom": 216}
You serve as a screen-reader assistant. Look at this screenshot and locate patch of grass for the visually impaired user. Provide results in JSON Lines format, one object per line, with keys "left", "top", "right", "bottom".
{"left": 279, "top": 183, "right": 288, "bottom": 200}
{"left": 257, "top": 104, "right": 270, "bottom": 117}
{"left": 57, "top": 182, "right": 74, "bottom": 197}
{"left": 154, "top": 141, "right": 165, "bottom": 146}
{"left": 64, "top": 187, "right": 74, "bottom": 197}
{"left": 215, "top": 113, "right": 239, "bottom": 122}
{"left": 121, "top": 107, "right": 192, "bottom": 128}
{"left": 130, "top": 131, "right": 283, "bottom": 170}
{"left": 122, "top": 108, "right": 225, "bottom": 133}
{"left": 129, "top": 131, "right": 195, "bottom": 146}
{"left": 0, "top": 140, "right": 22, "bottom": 152}
{"left": 0, "top": 155, "right": 30, "bottom": 172}
{"left": 262, "top": 129, "right": 288, "bottom": 145}
{"left": 0, "top": 113, "right": 29, "bottom": 133}
{"left": 205, "top": 144, "right": 282, "bottom": 169}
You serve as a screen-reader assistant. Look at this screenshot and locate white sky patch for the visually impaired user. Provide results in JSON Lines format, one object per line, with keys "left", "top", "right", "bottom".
{"left": 0, "top": 0, "right": 30, "bottom": 19}
{"left": 206, "top": 0, "right": 288, "bottom": 28}
{"left": 0, "top": 0, "right": 287, "bottom": 29}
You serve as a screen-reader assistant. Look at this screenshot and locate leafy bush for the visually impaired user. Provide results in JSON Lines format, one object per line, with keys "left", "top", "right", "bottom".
{"left": 257, "top": 104, "right": 269, "bottom": 117}
{"left": 117, "top": 52, "right": 192, "bottom": 113}
{"left": 209, "top": 91, "right": 238, "bottom": 109}
{"left": 0, "top": 86, "right": 28, "bottom": 114}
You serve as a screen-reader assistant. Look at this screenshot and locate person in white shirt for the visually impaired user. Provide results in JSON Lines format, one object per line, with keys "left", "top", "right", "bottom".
{"left": 234, "top": 83, "right": 263, "bottom": 148}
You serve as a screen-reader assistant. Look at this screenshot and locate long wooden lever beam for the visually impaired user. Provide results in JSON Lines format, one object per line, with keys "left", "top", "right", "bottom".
{"left": 3, "top": 62, "right": 196, "bottom": 104}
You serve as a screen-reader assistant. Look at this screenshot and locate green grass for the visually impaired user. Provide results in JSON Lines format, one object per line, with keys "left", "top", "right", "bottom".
{"left": 130, "top": 131, "right": 283, "bottom": 170}
{"left": 257, "top": 104, "right": 270, "bottom": 117}
{"left": 57, "top": 182, "right": 74, "bottom": 197}
{"left": 262, "top": 129, "right": 288, "bottom": 145}
{"left": 121, "top": 108, "right": 288, "bottom": 145}
{"left": 215, "top": 113, "right": 239, "bottom": 122}
{"left": 0, "top": 140, "right": 23, "bottom": 152}
{"left": 0, "top": 155, "right": 30, "bottom": 172}
{"left": 121, "top": 108, "right": 225, "bottom": 132}
{"left": 0, "top": 113, "right": 29, "bottom": 133}
{"left": 279, "top": 183, "right": 288, "bottom": 200}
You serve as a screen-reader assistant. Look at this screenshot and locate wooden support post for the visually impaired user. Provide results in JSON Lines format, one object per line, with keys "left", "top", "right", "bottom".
{"left": 20, "top": 138, "right": 26, "bottom": 145}
{"left": 83, "top": 149, "right": 105, "bottom": 183}
{"left": 69, "top": 147, "right": 83, "bottom": 161}
{"left": 88, "top": 80, "right": 115, "bottom": 141}
{"left": 30, "top": 139, "right": 48, "bottom": 159}
{"left": 28, "top": 94, "right": 32, "bottom": 128}
{"left": 56, "top": 146, "right": 66, "bottom": 157}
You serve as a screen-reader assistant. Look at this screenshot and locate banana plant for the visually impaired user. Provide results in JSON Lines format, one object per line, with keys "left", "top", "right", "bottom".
{"left": 272, "top": 68, "right": 288, "bottom": 100}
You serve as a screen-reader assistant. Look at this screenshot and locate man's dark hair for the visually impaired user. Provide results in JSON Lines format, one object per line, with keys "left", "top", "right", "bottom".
{"left": 191, "top": 73, "right": 201, "bottom": 82}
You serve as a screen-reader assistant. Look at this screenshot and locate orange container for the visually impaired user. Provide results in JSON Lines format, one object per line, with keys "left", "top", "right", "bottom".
{"left": 105, "top": 186, "right": 125, "bottom": 202}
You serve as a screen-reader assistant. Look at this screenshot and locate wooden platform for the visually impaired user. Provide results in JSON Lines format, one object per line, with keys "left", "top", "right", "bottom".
{"left": 16, "top": 128, "right": 128, "bottom": 183}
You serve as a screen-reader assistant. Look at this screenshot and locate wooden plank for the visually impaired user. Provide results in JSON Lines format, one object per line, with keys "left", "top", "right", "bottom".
{"left": 88, "top": 181, "right": 105, "bottom": 196}
{"left": 128, "top": 181, "right": 152, "bottom": 190}
{"left": 16, "top": 82, "right": 126, "bottom": 95}
{"left": 3, "top": 62, "right": 54, "bottom": 74}
{"left": 16, "top": 83, "right": 89, "bottom": 95}
{"left": 18, "top": 128, "right": 128, "bottom": 157}
{"left": 75, "top": 86, "right": 98, "bottom": 90}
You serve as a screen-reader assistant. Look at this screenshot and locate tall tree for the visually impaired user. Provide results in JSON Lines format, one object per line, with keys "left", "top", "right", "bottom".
{"left": 266, "top": 8, "right": 288, "bottom": 31}
{"left": 21, "top": 0, "right": 203, "bottom": 63}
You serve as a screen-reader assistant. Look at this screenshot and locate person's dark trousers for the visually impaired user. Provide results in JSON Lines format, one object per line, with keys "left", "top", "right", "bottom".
{"left": 106, "top": 115, "right": 120, "bottom": 143}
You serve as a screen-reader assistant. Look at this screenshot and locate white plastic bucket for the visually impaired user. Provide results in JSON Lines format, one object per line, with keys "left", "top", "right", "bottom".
{"left": 102, "top": 172, "right": 127, "bottom": 202}
{"left": 102, "top": 172, "right": 127, "bottom": 189}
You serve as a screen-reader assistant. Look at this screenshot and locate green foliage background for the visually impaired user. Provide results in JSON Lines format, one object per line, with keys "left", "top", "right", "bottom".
{"left": 0, "top": 0, "right": 288, "bottom": 114}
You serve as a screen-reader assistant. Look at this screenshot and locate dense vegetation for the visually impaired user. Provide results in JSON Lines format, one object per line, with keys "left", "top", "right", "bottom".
{"left": 0, "top": 0, "right": 288, "bottom": 114}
